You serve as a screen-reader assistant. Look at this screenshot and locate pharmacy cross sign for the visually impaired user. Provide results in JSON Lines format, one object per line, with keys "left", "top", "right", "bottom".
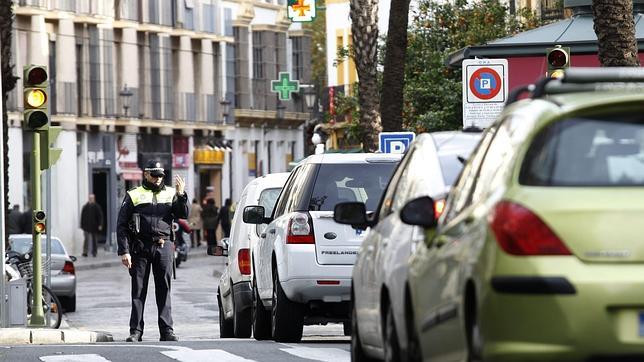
{"left": 271, "top": 72, "right": 300, "bottom": 101}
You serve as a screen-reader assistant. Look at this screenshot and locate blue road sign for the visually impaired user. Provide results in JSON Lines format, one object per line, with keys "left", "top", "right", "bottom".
{"left": 378, "top": 132, "right": 415, "bottom": 154}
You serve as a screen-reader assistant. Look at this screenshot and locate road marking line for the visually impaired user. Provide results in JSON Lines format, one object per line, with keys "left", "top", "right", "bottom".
{"left": 162, "top": 350, "right": 255, "bottom": 362}
{"left": 41, "top": 354, "right": 111, "bottom": 362}
{"left": 279, "top": 345, "right": 350, "bottom": 362}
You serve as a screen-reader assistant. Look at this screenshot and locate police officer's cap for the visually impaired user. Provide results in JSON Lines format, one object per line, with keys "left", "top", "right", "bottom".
{"left": 144, "top": 160, "right": 165, "bottom": 177}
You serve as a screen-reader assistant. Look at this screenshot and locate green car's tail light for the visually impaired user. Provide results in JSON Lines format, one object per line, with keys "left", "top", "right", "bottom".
{"left": 490, "top": 201, "right": 571, "bottom": 256}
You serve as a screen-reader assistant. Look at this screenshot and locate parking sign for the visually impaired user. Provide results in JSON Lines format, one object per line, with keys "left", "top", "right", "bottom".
{"left": 462, "top": 59, "right": 509, "bottom": 129}
{"left": 378, "top": 132, "right": 415, "bottom": 154}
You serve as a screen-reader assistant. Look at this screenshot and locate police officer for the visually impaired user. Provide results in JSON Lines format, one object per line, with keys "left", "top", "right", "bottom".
{"left": 117, "top": 160, "right": 188, "bottom": 342}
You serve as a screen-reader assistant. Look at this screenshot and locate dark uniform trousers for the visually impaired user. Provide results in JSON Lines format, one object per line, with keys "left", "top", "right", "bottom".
{"left": 129, "top": 240, "right": 174, "bottom": 335}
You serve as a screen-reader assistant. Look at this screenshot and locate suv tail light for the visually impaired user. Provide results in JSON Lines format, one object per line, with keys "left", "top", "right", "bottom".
{"left": 286, "top": 212, "right": 315, "bottom": 244}
{"left": 490, "top": 201, "right": 571, "bottom": 256}
{"left": 62, "top": 261, "right": 75, "bottom": 275}
{"left": 238, "top": 248, "right": 251, "bottom": 275}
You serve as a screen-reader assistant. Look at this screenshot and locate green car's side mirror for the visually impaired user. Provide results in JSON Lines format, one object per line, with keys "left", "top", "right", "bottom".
{"left": 400, "top": 196, "right": 437, "bottom": 228}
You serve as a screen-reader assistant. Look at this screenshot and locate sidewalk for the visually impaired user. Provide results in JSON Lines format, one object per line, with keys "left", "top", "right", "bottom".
{"left": 74, "top": 242, "right": 213, "bottom": 271}
{"left": 0, "top": 244, "right": 220, "bottom": 345}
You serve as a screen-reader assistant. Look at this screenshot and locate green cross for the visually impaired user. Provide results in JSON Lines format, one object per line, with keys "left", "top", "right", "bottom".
{"left": 271, "top": 72, "right": 299, "bottom": 101}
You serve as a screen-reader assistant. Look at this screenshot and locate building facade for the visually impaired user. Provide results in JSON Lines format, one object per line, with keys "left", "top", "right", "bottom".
{"left": 8, "top": 0, "right": 311, "bottom": 254}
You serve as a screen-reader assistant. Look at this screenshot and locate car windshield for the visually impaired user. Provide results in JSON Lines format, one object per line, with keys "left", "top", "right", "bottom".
{"left": 256, "top": 187, "right": 282, "bottom": 236}
{"left": 309, "top": 163, "right": 398, "bottom": 211}
{"left": 434, "top": 134, "right": 481, "bottom": 186}
{"left": 9, "top": 236, "right": 66, "bottom": 255}
{"left": 520, "top": 115, "right": 644, "bottom": 186}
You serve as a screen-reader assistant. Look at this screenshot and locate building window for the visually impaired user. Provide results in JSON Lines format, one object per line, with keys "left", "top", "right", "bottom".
{"left": 89, "top": 27, "right": 101, "bottom": 116}
{"left": 48, "top": 40, "right": 57, "bottom": 114}
{"left": 292, "top": 37, "right": 303, "bottom": 81}
{"left": 253, "top": 32, "right": 263, "bottom": 79}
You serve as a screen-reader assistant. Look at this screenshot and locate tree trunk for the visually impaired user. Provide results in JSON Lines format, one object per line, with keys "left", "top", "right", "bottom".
{"left": 380, "top": 0, "right": 411, "bottom": 132}
{"left": 1, "top": 0, "right": 17, "bottom": 247}
{"left": 592, "top": 0, "right": 640, "bottom": 66}
{"left": 350, "top": 0, "right": 382, "bottom": 151}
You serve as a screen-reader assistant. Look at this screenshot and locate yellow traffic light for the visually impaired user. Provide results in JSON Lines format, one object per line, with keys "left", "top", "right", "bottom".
{"left": 33, "top": 210, "right": 46, "bottom": 234}
{"left": 26, "top": 89, "right": 47, "bottom": 108}
{"left": 23, "top": 65, "right": 49, "bottom": 131}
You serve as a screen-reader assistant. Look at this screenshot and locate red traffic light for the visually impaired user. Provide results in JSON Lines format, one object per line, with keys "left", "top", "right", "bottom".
{"left": 548, "top": 49, "right": 568, "bottom": 67}
{"left": 26, "top": 67, "right": 48, "bottom": 85}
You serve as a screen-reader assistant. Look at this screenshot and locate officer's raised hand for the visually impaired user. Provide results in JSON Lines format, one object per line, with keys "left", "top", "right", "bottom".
{"left": 174, "top": 175, "right": 185, "bottom": 195}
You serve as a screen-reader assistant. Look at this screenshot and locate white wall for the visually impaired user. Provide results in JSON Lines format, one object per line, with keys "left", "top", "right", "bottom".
{"left": 8, "top": 127, "right": 24, "bottom": 210}
{"left": 50, "top": 130, "right": 79, "bottom": 255}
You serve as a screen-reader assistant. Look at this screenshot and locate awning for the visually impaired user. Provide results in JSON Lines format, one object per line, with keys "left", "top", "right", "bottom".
{"left": 120, "top": 168, "right": 142, "bottom": 181}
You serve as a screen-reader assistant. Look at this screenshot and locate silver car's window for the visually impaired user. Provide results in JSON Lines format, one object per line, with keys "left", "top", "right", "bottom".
{"left": 309, "top": 163, "right": 397, "bottom": 212}
{"left": 10, "top": 237, "right": 65, "bottom": 255}
{"left": 520, "top": 117, "right": 644, "bottom": 186}
{"left": 256, "top": 188, "right": 282, "bottom": 236}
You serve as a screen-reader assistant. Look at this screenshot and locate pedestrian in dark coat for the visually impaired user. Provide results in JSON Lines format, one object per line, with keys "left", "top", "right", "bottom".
{"left": 202, "top": 199, "right": 219, "bottom": 246}
{"left": 80, "top": 194, "right": 104, "bottom": 257}
{"left": 218, "top": 198, "right": 232, "bottom": 238}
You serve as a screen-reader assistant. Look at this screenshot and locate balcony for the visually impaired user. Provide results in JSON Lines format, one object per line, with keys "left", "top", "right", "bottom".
{"left": 541, "top": 0, "right": 565, "bottom": 22}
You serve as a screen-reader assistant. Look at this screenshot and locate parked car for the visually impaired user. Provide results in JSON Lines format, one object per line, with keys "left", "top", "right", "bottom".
{"left": 243, "top": 153, "right": 401, "bottom": 342}
{"left": 218, "top": 172, "right": 289, "bottom": 338}
{"left": 334, "top": 131, "right": 482, "bottom": 361}
{"left": 8, "top": 234, "right": 77, "bottom": 312}
{"left": 404, "top": 68, "right": 644, "bottom": 361}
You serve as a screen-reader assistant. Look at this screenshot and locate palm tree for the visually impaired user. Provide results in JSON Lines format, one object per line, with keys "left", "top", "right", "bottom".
{"left": 380, "top": 0, "right": 412, "bottom": 132}
{"left": 350, "top": 0, "right": 382, "bottom": 151}
{"left": 1, "top": 0, "right": 18, "bottom": 246}
{"left": 592, "top": 0, "right": 640, "bottom": 66}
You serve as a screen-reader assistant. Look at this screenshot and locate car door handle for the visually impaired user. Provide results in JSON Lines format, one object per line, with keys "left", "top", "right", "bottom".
{"left": 464, "top": 215, "right": 475, "bottom": 225}
{"left": 260, "top": 233, "right": 267, "bottom": 239}
{"left": 268, "top": 229, "right": 276, "bottom": 235}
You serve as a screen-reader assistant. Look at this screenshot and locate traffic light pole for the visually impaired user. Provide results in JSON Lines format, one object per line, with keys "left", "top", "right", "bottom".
{"left": 29, "top": 131, "right": 45, "bottom": 327}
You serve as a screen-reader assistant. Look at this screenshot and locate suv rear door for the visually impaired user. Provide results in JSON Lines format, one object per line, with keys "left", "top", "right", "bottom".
{"left": 309, "top": 161, "right": 398, "bottom": 265}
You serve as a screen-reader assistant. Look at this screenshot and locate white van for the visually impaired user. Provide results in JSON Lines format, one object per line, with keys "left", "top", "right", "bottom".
{"left": 217, "top": 172, "right": 289, "bottom": 338}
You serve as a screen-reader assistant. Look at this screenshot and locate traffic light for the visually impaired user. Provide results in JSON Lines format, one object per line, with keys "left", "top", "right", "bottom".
{"left": 546, "top": 45, "right": 570, "bottom": 79}
{"left": 23, "top": 65, "right": 49, "bottom": 131}
{"left": 33, "top": 210, "right": 46, "bottom": 234}
{"left": 40, "top": 125, "right": 62, "bottom": 170}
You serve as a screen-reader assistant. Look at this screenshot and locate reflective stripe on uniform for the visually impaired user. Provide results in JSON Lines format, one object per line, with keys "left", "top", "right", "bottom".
{"left": 128, "top": 186, "right": 176, "bottom": 206}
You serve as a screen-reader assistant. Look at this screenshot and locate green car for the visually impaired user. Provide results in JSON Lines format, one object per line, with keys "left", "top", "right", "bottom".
{"left": 402, "top": 68, "right": 644, "bottom": 361}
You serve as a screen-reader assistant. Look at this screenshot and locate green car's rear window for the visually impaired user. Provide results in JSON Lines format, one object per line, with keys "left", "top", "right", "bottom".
{"left": 520, "top": 115, "right": 644, "bottom": 186}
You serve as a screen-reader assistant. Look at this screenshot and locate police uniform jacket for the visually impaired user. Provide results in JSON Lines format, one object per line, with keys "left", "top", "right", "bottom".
{"left": 117, "top": 183, "right": 188, "bottom": 256}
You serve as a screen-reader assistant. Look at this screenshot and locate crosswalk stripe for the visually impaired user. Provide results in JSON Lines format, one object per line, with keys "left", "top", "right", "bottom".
{"left": 41, "top": 355, "right": 111, "bottom": 362}
{"left": 162, "top": 349, "right": 256, "bottom": 362}
{"left": 279, "top": 345, "right": 350, "bottom": 362}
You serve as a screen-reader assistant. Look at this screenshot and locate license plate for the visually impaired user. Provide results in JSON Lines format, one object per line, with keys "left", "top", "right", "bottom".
{"left": 639, "top": 312, "right": 644, "bottom": 337}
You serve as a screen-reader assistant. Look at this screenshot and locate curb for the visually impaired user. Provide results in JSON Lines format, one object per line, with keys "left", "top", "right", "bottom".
{"left": 75, "top": 250, "right": 219, "bottom": 271}
{"left": 0, "top": 328, "right": 113, "bottom": 345}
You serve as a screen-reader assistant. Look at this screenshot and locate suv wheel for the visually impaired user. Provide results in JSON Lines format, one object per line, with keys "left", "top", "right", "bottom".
{"left": 271, "top": 269, "right": 303, "bottom": 342}
{"left": 351, "top": 300, "right": 376, "bottom": 362}
{"left": 218, "top": 292, "right": 234, "bottom": 338}
{"left": 233, "top": 293, "right": 252, "bottom": 338}
{"left": 384, "top": 304, "right": 401, "bottom": 362}
{"left": 252, "top": 280, "right": 272, "bottom": 340}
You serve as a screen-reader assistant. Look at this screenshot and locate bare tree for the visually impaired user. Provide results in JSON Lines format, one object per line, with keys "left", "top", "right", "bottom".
{"left": 350, "top": 0, "right": 382, "bottom": 151}
{"left": 0, "top": 0, "right": 17, "bottom": 246}
{"left": 380, "top": 0, "right": 411, "bottom": 132}
{"left": 592, "top": 0, "right": 640, "bottom": 66}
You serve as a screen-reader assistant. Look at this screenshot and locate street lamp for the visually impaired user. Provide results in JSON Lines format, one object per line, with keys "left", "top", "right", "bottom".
{"left": 119, "top": 84, "right": 133, "bottom": 117}
{"left": 303, "top": 86, "right": 316, "bottom": 111}
{"left": 220, "top": 98, "right": 231, "bottom": 123}
{"left": 276, "top": 103, "right": 286, "bottom": 120}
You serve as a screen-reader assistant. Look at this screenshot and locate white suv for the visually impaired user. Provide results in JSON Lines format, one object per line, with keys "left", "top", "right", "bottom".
{"left": 217, "top": 172, "right": 289, "bottom": 338}
{"left": 243, "top": 153, "right": 401, "bottom": 342}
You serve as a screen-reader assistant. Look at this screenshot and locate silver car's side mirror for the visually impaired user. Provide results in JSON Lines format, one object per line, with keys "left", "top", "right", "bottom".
{"left": 400, "top": 196, "right": 437, "bottom": 228}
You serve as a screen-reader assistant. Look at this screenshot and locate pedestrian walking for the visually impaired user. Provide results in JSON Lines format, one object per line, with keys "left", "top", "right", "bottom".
{"left": 117, "top": 160, "right": 188, "bottom": 342}
{"left": 188, "top": 198, "right": 203, "bottom": 247}
{"left": 7, "top": 205, "right": 22, "bottom": 235}
{"left": 80, "top": 194, "right": 104, "bottom": 257}
{"left": 218, "top": 198, "right": 232, "bottom": 238}
{"left": 202, "top": 198, "right": 219, "bottom": 247}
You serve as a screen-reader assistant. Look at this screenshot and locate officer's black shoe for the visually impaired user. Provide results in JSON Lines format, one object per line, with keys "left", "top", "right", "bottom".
{"left": 160, "top": 332, "right": 178, "bottom": 342}
{"left": 126, "top": 331, "right": 142, "bottom": 342}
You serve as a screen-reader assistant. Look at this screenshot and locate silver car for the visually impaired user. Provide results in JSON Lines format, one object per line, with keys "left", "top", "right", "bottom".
{"left": 334, "top": 131, "right": 482, "bottom": 360}
{"left": 8, "top": 234, "right": 77, "bottom": 313}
